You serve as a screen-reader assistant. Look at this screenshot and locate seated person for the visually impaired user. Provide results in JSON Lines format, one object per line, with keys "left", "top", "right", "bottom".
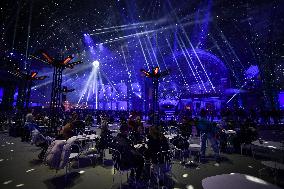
{"left": 145, "top": 126, "right": 170, "bottom": 164}
{"left": 85, "top": 114, "right": 94, "bottom": 127}
{"left": 59, "top": 112, "right": 82, "bottom": 140}
{"left": 112, "top": 124, "right": 144, "bottom": 181}
{"left": 135, "top": 121, "right": 145, "bottom": 143}
{"left": 60, "top": 122, "right": 76, "bottom": 140}
{"left": 69, "top": 112, "right": 85, "bottom": 134}
{"left": 31, "top": 130, "right": 49, "bottom": 160}
{"left": 179, "top": 117, "right": 192, "bottom": 138}
{"left": 129, "top": 123, "right": 144, "bottom": 145}
{"left": 25, "top": 109, "right": 35, "bottom": 123}
{"left": 72, "top": 119, "right": 85, "bottom": 134}
{"left": 96, "top": 123, "right": 113, "bottom": 157}
{"left": 22, "top": 109, "right": 41, "bottom": 142}
{"left": 128, "top": 115, "right": 137, "bottom": 132}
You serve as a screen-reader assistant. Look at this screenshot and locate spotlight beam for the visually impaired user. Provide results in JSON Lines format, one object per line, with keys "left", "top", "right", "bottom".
{"left": 155, "top": 33, "right": 174, "bottom": 81}
{"left": 165, "top": 38, "right": 187, "bottom": 87}
{"left": 143, "top": 37, "right": 155, "bottom": 68}
{"left": 32, "top": 78, "right": 73, "bottom": 90}
{"left": 226, "top": 82, "right": 247, "bottom": 104}
{"left": 181, "top": 28, "right": 216, "bottom": 92}
{"left": 216, "top": 26, "right": 244, "bottom": 69}
{"left": 177, "top": 36, "right": 203, "bottom": 90}
{"left": 92, "top": 19, "right": 208, "bottom": 46}
{"left": 78, "top": 69, "right": 96, "bottom": 103}
{"left": 209, "top": 35, "right": 240, "bottom": 84}
{"left": 164, "top": 0, "right": 216, "bottom": 92}
{"left": 137, "top": 36, "right": 150, "bottom": 70}
{"left": 121, "top": 46, "right": 132, "bottom": 86}
{"left": 32, "top": 64, "right": 94, "bottom": 90}
{"left": 92, "top": 24, "right": 148, "bottom": 35}
{"left": 100, "top": 70, "right": 117, "bottom": 92}
{"left": 94, "top": 29, "right": 157, "bottom": 45}
{"left": 92, "top": 20, "right": 154, "bottom": 32}
{"left": 178, "top": 35, "right": 207, "bottom": 91}
{"left": 146, "top": 34, "right": 160, "bottom": 68}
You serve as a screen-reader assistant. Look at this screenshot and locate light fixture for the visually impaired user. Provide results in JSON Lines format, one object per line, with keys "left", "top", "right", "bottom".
{"left": 92, "top": 60, "right": 100, "bottom": 68}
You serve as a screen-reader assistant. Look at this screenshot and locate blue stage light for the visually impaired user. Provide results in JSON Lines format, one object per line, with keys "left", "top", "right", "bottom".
{"left": 92, "top": 60, "right": 100, "bottom": 68}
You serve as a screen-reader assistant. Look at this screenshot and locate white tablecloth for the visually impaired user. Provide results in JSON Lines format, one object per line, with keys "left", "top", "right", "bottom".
{"left": 252, "top": 140, "right": 284, "bottom": 151}
{"left": 164, "top": 134, "right": 177, "bottom": 140}
{"left": 261, "top": 161, "right": 284, "bottom": 170}
{"left": 224, "top": 130, "right": 236, "bottom": 134}
{"left": 75, "top": 134, "right": 99, "bottom": 141}
{"left": 134, "top": 143, "right": 148, "bottom": 149}
{"left": 202, "top": 173, "right": 281, "bottom": 189}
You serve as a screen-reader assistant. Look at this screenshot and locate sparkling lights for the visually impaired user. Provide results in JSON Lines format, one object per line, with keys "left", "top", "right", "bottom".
{"left": 1, "top": 1, "right": 282, "bottom": 109}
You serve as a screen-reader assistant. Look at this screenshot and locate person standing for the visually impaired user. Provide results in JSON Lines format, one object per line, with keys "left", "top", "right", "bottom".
{"left": 22, "top": 109, "right": 39, "bottom": 142}
{"left": 25, "top": 109, "right": 34, "bottom": 123}
{"left": 113, "top": 125, "right": 144, "bottom": 182}
{"left": 198, "top": 109, "right": 220, "bottom": 163}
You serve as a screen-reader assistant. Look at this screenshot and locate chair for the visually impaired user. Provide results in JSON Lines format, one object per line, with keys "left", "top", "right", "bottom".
{"left": 64, "top": 140, "right": 97, "bottom": 181}
{"left": 188, "top": 135, "right": 202, "bottom": 162}
{"left": 171, "top": 135, "right": 190, "bottom": 165}
{"left": 99, "top": 136, "right": 114, "bottom": 164}
{"left": 68, "top": 143, "right": 83, "bottom": 168}
{"left": 150, "top": 150, "right": 173, "bottom": 189}
{"left": 43, "top": 139, "right": 79, "bottom": 183}
{"left": 258, "top": 146, "right": 284, "bottom": 183}
{"left": 259, "top": 160, "right": 284, "bottom": 183}
{"left": 85, "top": 136, "right": 100, "bottom": 166}
{"left": 169, "top": 126, "right": 179, "bottom": 135}
{"left": 240, "top": 143, "right": 252, "bottom": 155}
{"left": 109, "top": 148, "right": 137, "bottom": 189}
{"left": 172, "top": 145, "right": 187, "bottom": 165}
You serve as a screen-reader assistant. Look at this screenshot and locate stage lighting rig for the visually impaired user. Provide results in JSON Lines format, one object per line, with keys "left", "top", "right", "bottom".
{"left": 62, "top": 87, "right": 75, "bottom": 93}
{"left": 28, "top": 71, "right": 48, "bottom": 80}
{"left": 8, "top": 68, "right": 48, "bottom": 110}
{"left": 141, "top": 66, "right": 169, "bottom": 78}
{"left": 31, "top": 50, "right": 83, "bottom": 132}
{"left": 30, "top": 51, "right": 83, "bottom": 69}
{"left": 61, "top": 86, "right": 75, "bottom": 107}
{"left": 8, "top": 69, "right": 47, "bottom": 80}
{"left": 141, "top": 67, "right": 169, "bottom": 125}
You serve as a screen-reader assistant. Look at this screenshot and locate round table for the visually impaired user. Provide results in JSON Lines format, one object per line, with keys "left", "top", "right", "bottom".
{"left": 202, "top": 173, "right": 281, "bottom": 189}
{"left": 164, "top": 134, "right": 177, "bottom": 140}
{"left": 261, "top": 161, "right": 284, "bottom": 170}
{"left": 252, "top": 140, "right": 284, "bottom": 151}
{"left": 224, "top": 129, "right": 236, "bottom": 134}
{"left": 259, "top": 161, "right": 284, "bottom": 182}
{"left": 189, "top": 143, "right": 201, "bottom": 149}
{"left": 251, "top": 140, "right": 284, "bottom": 161}
{"left": 134, "top": 143, "right": 148, "bottom": 149}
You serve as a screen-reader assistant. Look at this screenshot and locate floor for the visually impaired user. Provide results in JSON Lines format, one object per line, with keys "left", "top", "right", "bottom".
{"left": 0, "top": 132, "right": 283, "bottom": 189}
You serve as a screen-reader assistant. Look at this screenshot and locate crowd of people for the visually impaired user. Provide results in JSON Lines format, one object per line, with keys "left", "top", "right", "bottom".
{"left": 0, "top": 106, "right": 282, "bottom": 187}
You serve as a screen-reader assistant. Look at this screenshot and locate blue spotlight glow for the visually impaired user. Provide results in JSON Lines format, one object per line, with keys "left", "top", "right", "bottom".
{"left": 92, "top": 60, "right": 100, "bottom": 68}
